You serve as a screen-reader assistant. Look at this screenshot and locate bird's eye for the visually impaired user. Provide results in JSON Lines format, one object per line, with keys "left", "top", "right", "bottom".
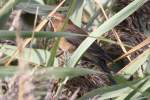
{"left": 46, "top": 16, "right": 55, "bottom": 21}
{"left": 51, "top": 17, "right": 59, "bottom": 22}
{"left": 51, "top": 17, "right": 55, "bottom": 20}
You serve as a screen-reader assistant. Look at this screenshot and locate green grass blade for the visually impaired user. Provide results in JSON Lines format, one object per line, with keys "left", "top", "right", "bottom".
{"left": 0, "top": 66, "right": 17, "bottom": 78}
{"left": 33, "top": 0, "right": 45, "bottom": 4}
{"left": 35, "top": 67, "right": 101, "bottom": 79}
{"left": 0, "top": 30, "right": 84, "bottom": 39}
{"left": 69, "top": 0, "right": 147, "bottom": 68}
{"left": 0, "top": 66, "right": 100, "bottom": 79}
{"left": 48, "top": 0, "right": 77, "bottom": 66}
{"left": 0, "top": 30, "right": 132, "bottom": 48}
{"left": 0, "top": 0, "right": 22, "bottom": 26}
{"left": 16, "top": 3, "right": 68, "bottom": 15}
{"left": 78, "top": 76, "right": 150, "bottom": 100}
{"left": 124, "top": 79, "right": 149, "bottom": 100}
{"left": 70, "top": 0, "right": 84, "bottom": 27}
{"left": 118, "top": 48, "right": 150, "bottom": 79}
{"left": 0, "top": 44, "right": 58, "bottom": 66}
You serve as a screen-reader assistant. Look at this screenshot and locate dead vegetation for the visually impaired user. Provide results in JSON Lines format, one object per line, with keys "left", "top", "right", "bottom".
{"left": 0, "top": 0, "right": 149, "bottom": 100}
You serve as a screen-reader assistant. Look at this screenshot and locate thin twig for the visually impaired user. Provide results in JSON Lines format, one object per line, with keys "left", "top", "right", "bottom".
{"left": 6, "top": 0, "right": 66, "bottom": 65}
{"left": 95, "top": 0, "right": 131, "bottom": 62}
{"left": 114, "top": 37, "right": 150, "bottom": 62}
{"left": 54, "top": 77, "right": 69, "bottom": 99}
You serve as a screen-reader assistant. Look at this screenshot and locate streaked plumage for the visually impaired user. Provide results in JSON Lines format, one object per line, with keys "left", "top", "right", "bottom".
{"left": 50, "top": 13, "right": 112, "bottom": 73}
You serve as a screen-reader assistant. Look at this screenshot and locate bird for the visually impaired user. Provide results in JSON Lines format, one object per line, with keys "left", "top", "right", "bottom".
{"left": 49, "top": 12, "right": 112, "bottom": 73}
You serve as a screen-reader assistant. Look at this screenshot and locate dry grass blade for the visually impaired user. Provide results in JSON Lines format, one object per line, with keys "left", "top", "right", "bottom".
{"left": 114, "top": 36, "right": 150, "bottom": 62}
{"left": 69, "top": 88, "right": 80, "bottom": 100}
{"left": 94, "top": 0, "right": 131, "bottom": 62}
{"left": 23, "top": 0, "right": 66, "bottom": 47}
{"left": 69, "top": 0, "right": 147, "bottom": 68}
{"left": 5, "top": 38, "right": 32, "bottom": 66}
{"left": 117, "top": 48, "right": 150, "bottom": 79}
{"left": 5, "top": 10, "right": 29, "bottom": 100}
{"left": 33, "top": 0, "right": 66, "bottom": 32}
{"left": 5, "top": 0, "right": 66, "bottom": 65}
{"left": 5, "top": 10, "right": 23, "bottom": 66}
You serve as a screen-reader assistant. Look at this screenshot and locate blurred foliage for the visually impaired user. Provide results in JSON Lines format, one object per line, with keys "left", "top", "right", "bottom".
{"left": 0, "top": 0, "right": 149, "bottom": 99}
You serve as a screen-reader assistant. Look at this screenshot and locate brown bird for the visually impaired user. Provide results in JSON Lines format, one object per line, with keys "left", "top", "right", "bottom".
{"left": 50, "top": 12, "right": 112, "bottom": 73}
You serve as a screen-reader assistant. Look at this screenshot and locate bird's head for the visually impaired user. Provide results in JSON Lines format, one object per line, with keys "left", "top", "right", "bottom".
{"left": 50, "top": 12, "right": 67, "bottom": 32}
